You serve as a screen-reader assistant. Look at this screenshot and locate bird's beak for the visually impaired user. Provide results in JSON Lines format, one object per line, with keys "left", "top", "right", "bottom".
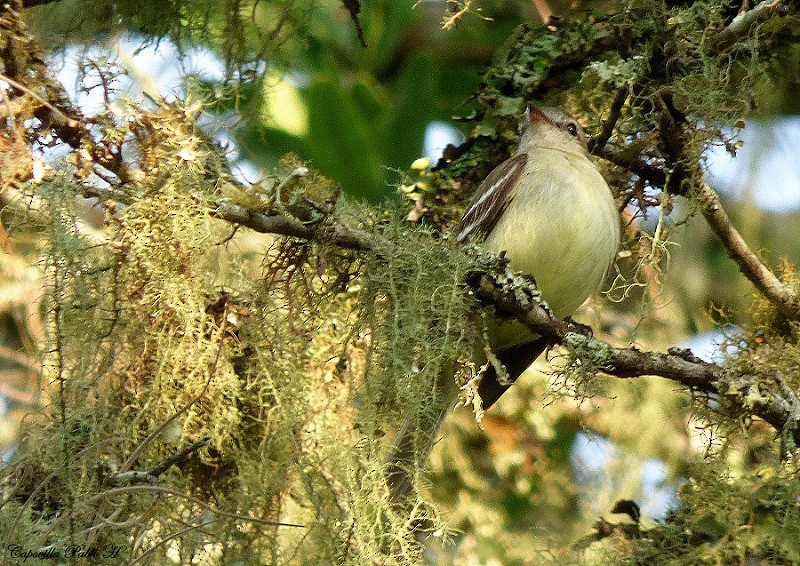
{"left": 526, "top": 103, "right": 552, "bottom": 126}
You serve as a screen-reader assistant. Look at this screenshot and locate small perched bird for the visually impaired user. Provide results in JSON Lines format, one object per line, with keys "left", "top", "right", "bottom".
{"left": 386, "top": 104, "right": 620, "bottom": 505}
{"left": 458, "top": 104, "right": 620, "bottom": 406}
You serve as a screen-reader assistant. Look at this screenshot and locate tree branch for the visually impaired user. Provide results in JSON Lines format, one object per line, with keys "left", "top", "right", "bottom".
{"left": 108, "top": 438, "right": 210, "bottom": 486}
{"left": 698, "top": 179, "right": 800, "bottom": 320}
{"left": 466, "top": 266, "right": 719, "bottom": 391}
{"left": 592, "top": 146, "right": 667, "bottom": 186}
{"left": 82, "top": 184, "right": 375, "bottom": 251}
{"left": 340, "top": 0, "right": 367, "bottom": 47}
{"left": 467, "top": 265, "right": 800, "bottom": 448}
{"left": 210, "top": 200, "right": 373, "bottom": 251}
{"left": 588, "top": 86, "right": 628, "bottom": 154}
{"left": 644, "top": 83, "right": 799, "bottom": 321}
{"left": 714, "top": 0, "right": 790, "bottom": 49}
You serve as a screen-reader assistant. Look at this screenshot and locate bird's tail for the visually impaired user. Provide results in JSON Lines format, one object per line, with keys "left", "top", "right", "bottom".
{"left": 384, "top": 338, "right": 552, "bottom": 507}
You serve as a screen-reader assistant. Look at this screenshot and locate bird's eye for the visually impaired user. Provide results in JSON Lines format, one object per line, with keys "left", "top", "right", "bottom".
{"left": 566, "top": 123, "right": 579, "bottom": 137}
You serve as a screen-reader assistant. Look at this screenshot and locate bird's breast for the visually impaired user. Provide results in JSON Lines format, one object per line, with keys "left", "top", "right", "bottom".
{"left": 482, "top": 151, "right": 620, "bottom": 320}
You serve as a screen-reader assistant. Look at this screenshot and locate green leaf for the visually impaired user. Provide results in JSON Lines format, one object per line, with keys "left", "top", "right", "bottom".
{"left": 304, "top": 78, "right": 384, "bottom": 200}
{"left": 381, "top": 53, "right": 438, "bottom": 169}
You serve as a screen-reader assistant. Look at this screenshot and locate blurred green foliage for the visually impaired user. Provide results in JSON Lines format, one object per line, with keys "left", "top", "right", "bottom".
{"left": 30, "top": 0, "right": 518, "bottom": 199}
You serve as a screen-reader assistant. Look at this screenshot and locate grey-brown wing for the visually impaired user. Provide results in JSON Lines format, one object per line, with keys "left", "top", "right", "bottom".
{"left": 457, "top": 152, "right": 528, "bottom": 243}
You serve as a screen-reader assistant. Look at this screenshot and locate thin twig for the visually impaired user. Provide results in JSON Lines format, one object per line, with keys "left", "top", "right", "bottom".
{"left": 715, "top": 0, "right": 788, "bottom": 48}
{"left": 588, "top": 86, "right": 628, "bottom": 154}
{"left": 0, "top": 71, "right": 80, "bottom": 128}
{"left": 76, "top": 485, "right": 304, "bottom": 528}
{"left": 107, "top": 438, "right": 211, "bottom": 486}
{"left": 147, "top": 438, "right": 210, "bottom": 478}
{"left": 698, "top": 179, "right": 799, "bottom": 320}
{"left": 340, "top": 0, "right": 367, "bottom": 47}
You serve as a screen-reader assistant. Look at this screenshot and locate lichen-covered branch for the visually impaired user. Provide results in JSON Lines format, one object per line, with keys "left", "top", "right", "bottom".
{"left": 467, "top": 266, "right": 800, "bottom": 449}
{"left": 210, "top": 199, "right": 374, "bottom": 251}
{"left": 83, "top": 184, "right": 375, "bottom": 251}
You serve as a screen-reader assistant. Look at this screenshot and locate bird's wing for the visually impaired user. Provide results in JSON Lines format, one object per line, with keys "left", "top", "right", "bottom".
{"left": 457, "top": 152, "right": 528, "bottom": 243}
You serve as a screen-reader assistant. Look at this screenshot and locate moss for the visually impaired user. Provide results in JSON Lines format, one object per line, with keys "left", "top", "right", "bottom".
{"left": 5, "top": 1, "right": 800, "bottom": 563}
{"left": 616, "top": 456, "right": 800, "bottom": 565}
{"left": 1, "top": 98, "right": 480, "bottom": 563}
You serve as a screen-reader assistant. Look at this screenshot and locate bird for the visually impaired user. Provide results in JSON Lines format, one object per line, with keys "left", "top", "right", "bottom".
{"left": 386, "top": 103, "right": 620, "bottom": 506}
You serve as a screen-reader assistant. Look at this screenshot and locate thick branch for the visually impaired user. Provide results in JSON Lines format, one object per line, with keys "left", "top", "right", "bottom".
{"left": 698, "top": 180, "right": 800, "bottom": 320}
{"left": 467, "top": 269, "right": 720, "bottom": 389}
{"left": 468, "top": 267, "right": 800, "bottom": 448}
